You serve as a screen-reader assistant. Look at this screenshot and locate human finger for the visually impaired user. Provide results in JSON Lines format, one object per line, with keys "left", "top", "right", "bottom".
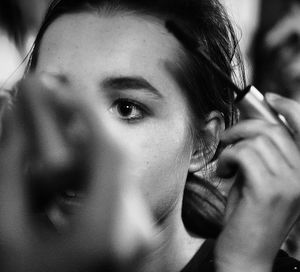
{"left": 217, "top": 139, "right": 294, "bottom": 203}
{"left": 221, "top": 120, "right": 300, "bottom": 169}
{"left": 17, "top": 75, "right": 73, "bottom": 171}
{"left": 266, "top": 93, "right": 300, "bottom": 146}
{"left": 65, "top": 86, "right": 157, "bottom": 267}
{"left": 29, "top": 74, "right": 157, "bottom": 269}
{"left": 217, "top": 141, "right": 269, "bottom": 185}
{"left": 244, "top": 135, "right": 291, "bottom": 175}
{"left": 0, "top": 105, "right": 37, "bottom": 271}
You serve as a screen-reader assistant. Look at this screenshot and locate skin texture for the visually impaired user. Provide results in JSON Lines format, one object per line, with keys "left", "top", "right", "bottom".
{"left": 34, "top": 12, "right": 215, "bottom": 272}
{"left": 36, "top": 13, "right": 192, "bottom": 218}
{"left": 1, "top": 9, "right": 300, "bottom": 272}
{"left": 215, "top": 93, "right": 300, "bottom": 272}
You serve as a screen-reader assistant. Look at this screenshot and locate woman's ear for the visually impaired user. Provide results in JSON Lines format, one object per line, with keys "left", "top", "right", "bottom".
{"left": 188, "top": 111, "right": 225, "bottom": 173}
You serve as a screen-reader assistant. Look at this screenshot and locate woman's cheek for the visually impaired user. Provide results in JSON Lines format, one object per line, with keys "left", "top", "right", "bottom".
{"left": 104, "top": 114, "right": 191, "bottom": 175}
{"left": 114, "top": 126, "right": 192, "bottom": 218}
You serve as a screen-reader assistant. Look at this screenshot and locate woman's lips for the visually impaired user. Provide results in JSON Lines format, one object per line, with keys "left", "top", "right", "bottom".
{"left": 57, "top": 190, "right": 85, "bottom": 214}
{"left": 61, "top": 190, "right": 86, "bottom": 201}
{"left": 46, "top": 190, "right": 85, "bottom": 230}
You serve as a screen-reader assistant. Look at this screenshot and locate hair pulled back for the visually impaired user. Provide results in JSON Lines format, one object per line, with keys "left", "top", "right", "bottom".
{"left": 28, "top": 0, "right": 246, "bottom": 238}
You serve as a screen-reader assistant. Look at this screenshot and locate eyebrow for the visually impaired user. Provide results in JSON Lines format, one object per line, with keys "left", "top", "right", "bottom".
{"left": 101, "top": 76, "right": 163, "bottom": 99}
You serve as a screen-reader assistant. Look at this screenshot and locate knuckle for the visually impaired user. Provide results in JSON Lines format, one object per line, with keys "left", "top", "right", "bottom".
{"left": 259, "top": 184, "right": 280, "bottom": 200}
{"left": 252, "top": 134, "right": 269, "bottom": 148}
{"left": 263, "top": 123, "right": 284, "bottom": 139}
{"left": 231, "top": 143, "right": 248, "bottom": 159}
{"left": 276, "top": 180, "right": 300, "bottom": 203}
{"left": 260, "top": 124, "right": 289, "bottom": 145}
{"left": 272, "top": 125, "right": 290, "bottom": 141}
{"left": 269, "top": 123, "right": 284, "bottom": 135}
{"left": 260, "top": 186, "right": 292, "bottom": 207}
{"left": 255, "top": 174, "right": 300, "bottom": 202}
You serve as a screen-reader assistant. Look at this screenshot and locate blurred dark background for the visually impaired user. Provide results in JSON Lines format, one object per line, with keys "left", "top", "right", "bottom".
{"left": 0, "top": 0, "right": 50, "bottom": 46}
{"left": 0, "top": 0, "right": 50, "bottom": 89}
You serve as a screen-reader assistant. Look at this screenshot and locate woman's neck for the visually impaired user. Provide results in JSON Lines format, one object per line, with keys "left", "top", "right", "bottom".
{"left": 137, "top": 203, "right": 205, "bottom": 272}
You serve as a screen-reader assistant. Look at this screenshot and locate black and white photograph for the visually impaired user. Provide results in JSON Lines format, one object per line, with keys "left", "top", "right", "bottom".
{"left": 0, "top": 0, "right": 300, "bottom": 271}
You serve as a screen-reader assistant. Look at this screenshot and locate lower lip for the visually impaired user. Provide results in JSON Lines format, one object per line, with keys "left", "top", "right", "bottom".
{"left": 46, "top": 192, "right": 85, "bottom": 230}
{"left": 57, "top": 191, "right": 85, "bottom": 215}
{"left": 46, "top": 190, "right": 85, "bottom": 220}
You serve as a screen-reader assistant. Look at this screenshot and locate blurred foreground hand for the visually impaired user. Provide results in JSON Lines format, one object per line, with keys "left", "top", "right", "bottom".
{"left": 0, "top": 74, "right": 156, "bottom": 272}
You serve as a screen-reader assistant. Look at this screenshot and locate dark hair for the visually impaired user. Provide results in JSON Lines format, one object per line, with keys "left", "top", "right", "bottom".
{"left": 0, "top": 0, "right": 27, "bottom": 47}
{"left": 27, "top": 0, "right": 245, "bottom": 238}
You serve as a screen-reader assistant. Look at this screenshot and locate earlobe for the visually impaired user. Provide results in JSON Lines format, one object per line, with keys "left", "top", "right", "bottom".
{"left": 188, "top": 111, "right": 225, "bottom": 173}
{"left": 188, "top": 148, "right": 206, "bottom": 173}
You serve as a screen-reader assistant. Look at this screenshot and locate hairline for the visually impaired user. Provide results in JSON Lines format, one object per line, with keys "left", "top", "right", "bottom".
{"left": 31, "top": 5, "right": 199, "bottom": 142}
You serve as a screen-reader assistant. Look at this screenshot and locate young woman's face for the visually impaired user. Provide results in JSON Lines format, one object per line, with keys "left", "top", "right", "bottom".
{"left": 36, "top": 12, "right": 200, "bottom": 221}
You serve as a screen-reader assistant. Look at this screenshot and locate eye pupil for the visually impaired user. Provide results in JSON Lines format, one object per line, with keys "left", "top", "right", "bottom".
{"left": 118, "top": 103, "right": 133, "bottom": 117}
{"left": 111, "top": 99, "right": 144, "bottom": 121}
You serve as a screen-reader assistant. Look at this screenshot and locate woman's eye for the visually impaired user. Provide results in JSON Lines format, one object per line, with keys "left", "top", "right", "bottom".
{"left": 110, "top": 99, "right": 145, "bottom": 121}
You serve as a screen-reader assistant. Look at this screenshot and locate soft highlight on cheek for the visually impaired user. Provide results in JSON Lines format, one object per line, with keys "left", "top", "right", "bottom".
{"left": 135, "top": 122, "right": 193, "bottom": 219}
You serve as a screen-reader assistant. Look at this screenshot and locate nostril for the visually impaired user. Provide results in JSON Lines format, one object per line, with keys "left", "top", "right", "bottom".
{"left": 287, "top": 32, "right": 300, "bottom": 47}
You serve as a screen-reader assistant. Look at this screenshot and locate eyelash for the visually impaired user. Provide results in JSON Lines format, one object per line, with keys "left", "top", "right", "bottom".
{"left": 110, "top": 98, "right": 148, "bottom": 122}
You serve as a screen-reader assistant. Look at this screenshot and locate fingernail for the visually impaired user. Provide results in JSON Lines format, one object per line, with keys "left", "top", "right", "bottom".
{"left": 40, "top": 74, "right": 60, "bottom": 89}
{"left": 40, "top": 73, "right": 68, "bottom": 89}
{"left": 265, "top": 92, "right": 281, "bottom": 102}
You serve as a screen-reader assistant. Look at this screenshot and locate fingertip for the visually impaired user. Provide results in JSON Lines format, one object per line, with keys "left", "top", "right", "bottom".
{"left": 40, "top": 73, "right": 69, "bottom": 91}
{"left": 265, "top": 92, "right": 282, "bottom": 105}
{"left": 265, "top": 92, "right": 300, "bottom": 122}
{"left": 216, "top": 159, "right": 236, "bottom": 179}
{"left": 219, "top": 129, "right": 237, "bottom": 146}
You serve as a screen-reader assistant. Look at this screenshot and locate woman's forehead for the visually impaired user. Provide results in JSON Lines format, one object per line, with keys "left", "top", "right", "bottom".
{"left": 36, "top": 13, "right": 183, "bottom": 88}
{"left": 36, "top": 12, "right": 186, "bottom": 106}
{"left": 37, "top": 13, "right": 180, "bottom": 72}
